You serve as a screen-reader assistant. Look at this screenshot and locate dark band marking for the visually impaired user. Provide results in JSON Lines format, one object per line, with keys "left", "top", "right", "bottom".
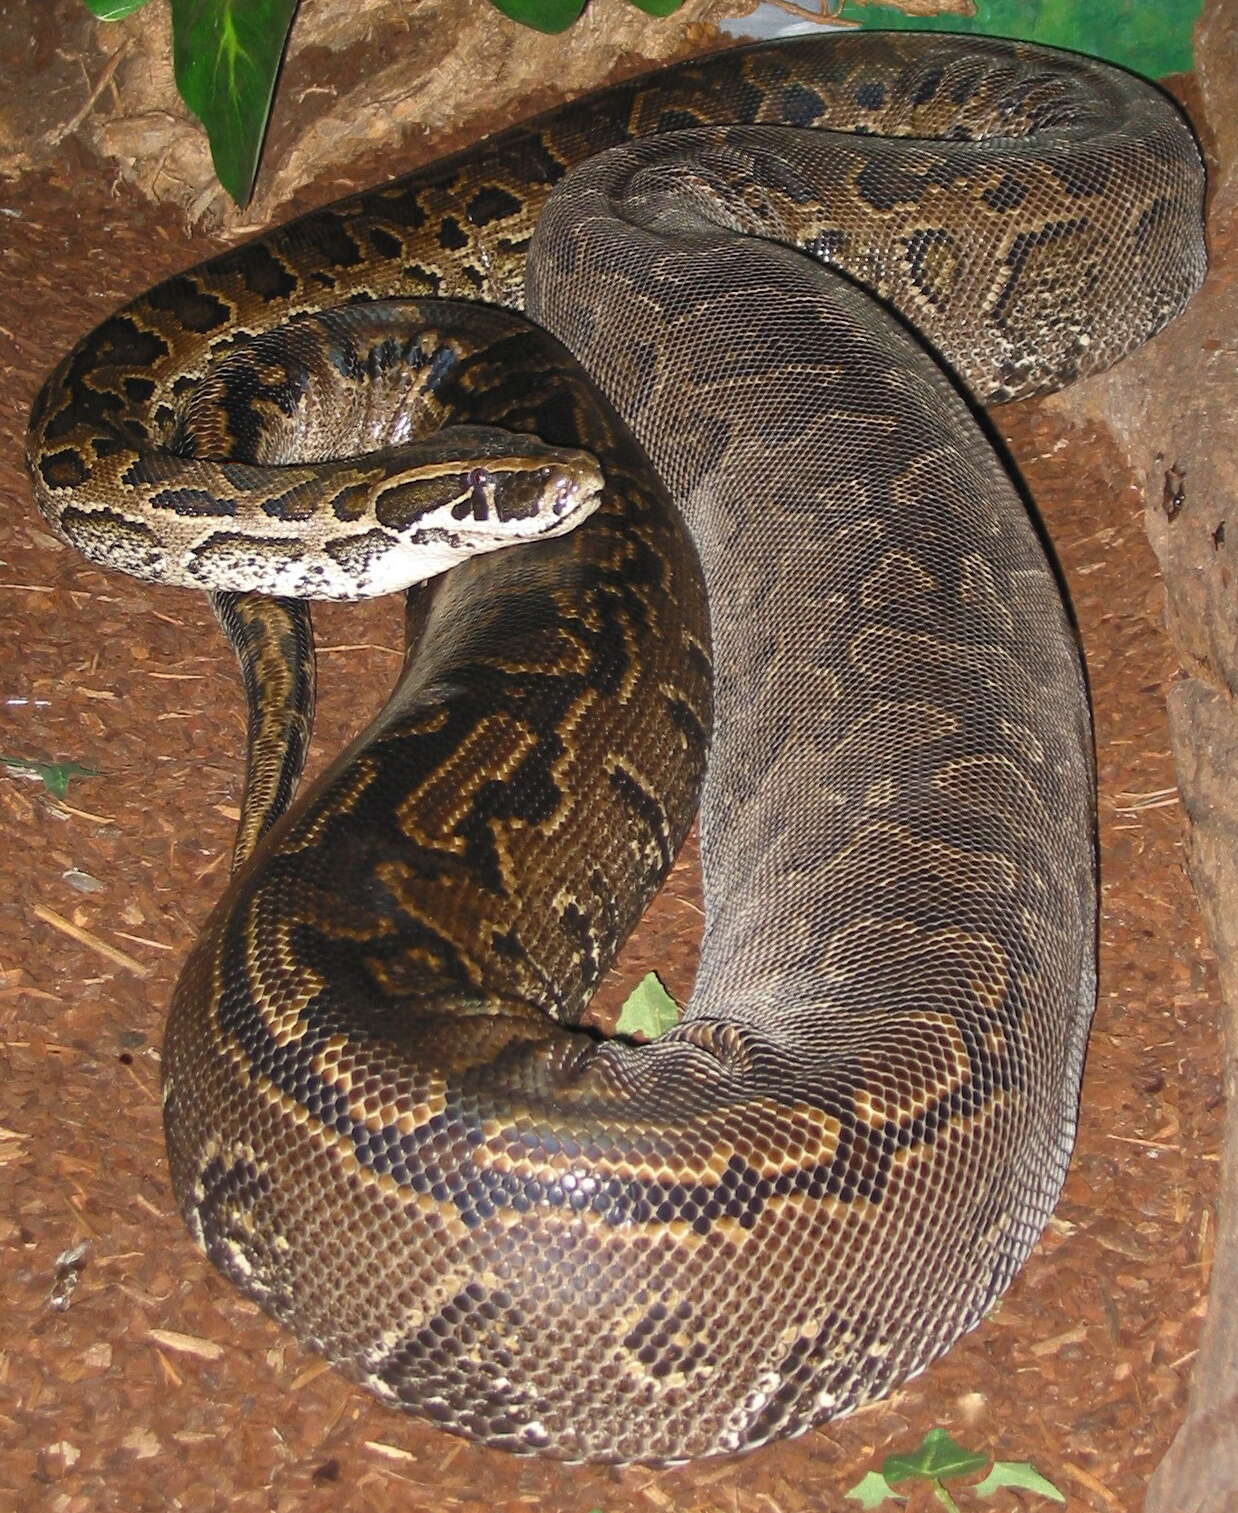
{"left": 437, "top": 215, "right": 470, "bottom": 252}
{"left": 467, "top": 185, "right": 524, "bottom": 226}
{"left": 209, "top": 242, "right": 300, "bottom": 302}
{"left": 147, "top": 487, "right": 238, "bottom": 518}
{"left": 146, "top": 277, "right": 232, "bottom": 335}
{"left": 992, "top": 218, "right": 1088, "bottom": 325}
{"left": 982, "top": 174, "right": 1030, "bottom": 214}
{"left": 324, "top": 529, "right": 399, "bottom": 576}
{"left": 366, "top": 225, "right": 404, "bottom": 260}
{"left": 38, "top": 448, "right": 90, "bottom": 490}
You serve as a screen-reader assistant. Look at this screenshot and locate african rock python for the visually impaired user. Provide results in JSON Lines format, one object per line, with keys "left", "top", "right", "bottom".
{"left": 27, "top": 33, "right": 1205, "bottom": 1462}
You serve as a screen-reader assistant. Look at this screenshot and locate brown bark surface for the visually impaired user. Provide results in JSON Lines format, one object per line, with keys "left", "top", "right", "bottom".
{"left": 1105, "top": 3, "right": 1238, "bottom": 1508}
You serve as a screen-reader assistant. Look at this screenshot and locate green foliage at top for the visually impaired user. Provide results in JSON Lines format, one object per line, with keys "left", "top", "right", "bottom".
{"left": 171, "top": 0, "right": 299, "bottom": 206}
{"left": 80, "top": 0, "right": 150, "bottom": 18}
{"left": 841, "top": 0, "right": 1200, "bottom": 78}
{"left": 78, "top": 0, "right": 1198, "bottom": 204}
{"left": 486, "top": 0, "right": 588, "bottom": 33}
{"left": 487, "top": 0, "right": 684, "bottom": 32}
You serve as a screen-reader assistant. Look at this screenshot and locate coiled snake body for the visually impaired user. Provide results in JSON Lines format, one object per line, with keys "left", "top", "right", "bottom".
{"left": 27, "top": 33, "right": 1205, "bottom": 1462}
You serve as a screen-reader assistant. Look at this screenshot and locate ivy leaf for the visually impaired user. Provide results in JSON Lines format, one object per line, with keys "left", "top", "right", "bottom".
{"left": 0, "top": 755, "right": 99, "bottom": 799}
{"left": 171, "top": 0, "right": 298, "bottom": 205}
{"left": 974, "top": 1461, "right": 1066, "bottom": 1502}
{"left": 615, "top": 972, "right": 681, "bottom": 1039}
{"left": 625, "top": 0, "right": 689, "bottom": 15}
{"left": 485, "top": 0, "right": 588, "bottom": 34}
{"left": 81, "top": 0, "right": 153, "bottom": 18}
{"left": 844, "top": 1470, "right": 903, "bottom": 1508}
{"left": 883, "top": 1429, "right": 988, "bottom": 1486}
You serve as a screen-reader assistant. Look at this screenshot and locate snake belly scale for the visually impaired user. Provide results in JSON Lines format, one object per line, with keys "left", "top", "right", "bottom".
{"left": 27, "top": 33, "right": 1205, "bottom": 1462}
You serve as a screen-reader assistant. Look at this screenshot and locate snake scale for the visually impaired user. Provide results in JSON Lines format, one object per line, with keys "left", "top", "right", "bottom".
{"left": 27, "top": 33, "right": 1205, "bottom": 1462}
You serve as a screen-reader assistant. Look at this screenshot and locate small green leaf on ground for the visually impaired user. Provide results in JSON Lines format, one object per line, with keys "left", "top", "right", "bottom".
{"left": 974, "top": 1461, "right": 1066, "bottom": 1502}
{"left": 615, "top": 972, "right": 681, "bottom": 1039}
{"left": 625, "top": 0, "right": 689, "bottom": 16}
{"left": 486, "top": 0, "right": 588, "bottom": 33}
{"left": 81, "top": 0, "right": 153, "bottom": 17}
{"left": 0, "top": 755, "right": 99, "bottom": 798}
{"left": 844, "top": 1469, "right": 903, "bottom": 1508}
{"left": 883, "top": 1428, "right": 988, "bottom": 1486}
{"left": 850, "top": 1430, "right": 1064, "bottom": 1509}
{"left": 171, "top": 0, "right": 299, "bottom": 205}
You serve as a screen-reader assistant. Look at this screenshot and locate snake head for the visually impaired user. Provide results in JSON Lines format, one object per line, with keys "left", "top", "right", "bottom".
{"left": 373, "top": 423, "right": 605, "bottom": 548}
{"left": 460, "top": 440, "right": 606, "bottom": 537}
{"left": 286, "top": 424, "right": 611, "bottom": 595}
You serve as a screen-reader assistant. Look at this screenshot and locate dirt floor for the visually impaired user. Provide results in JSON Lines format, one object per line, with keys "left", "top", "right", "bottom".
{"left": 0, "top": 74, "right": 1225, "bottom": 1513}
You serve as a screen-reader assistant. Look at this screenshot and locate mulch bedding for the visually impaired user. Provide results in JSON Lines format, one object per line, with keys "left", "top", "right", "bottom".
{"left": 0, "top": 121, "right": 1221, "bottom": 1513}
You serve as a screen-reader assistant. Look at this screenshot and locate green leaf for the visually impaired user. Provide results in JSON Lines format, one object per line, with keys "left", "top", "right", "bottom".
{"left": 838, "top": 0, "right": 1200, "bottom": 79}
{"left": 81, "top": 0, "right": 154, "bottom": 18}
{"left": 883, "top": 1429, "right": 988, "bottom": 1487}
{"left": 845, "top": 1470, "right": 902, "bottom": 1508}
{"left": 625, "top": 0, "right": 689, "bottom": 15}
{"left": 974, "top": 1461, "right": 1066, "bottom": 1503}
{"left": 614, "top": 972, "right": 681, "bottom": 1039}
{"left": 485, "top": 0, "right": 588, "bottom": 34}
{"left": 171, "top": 0, "right": 298, "bottom": 206}
{"left": 0, "top": 755, "right": 99, "bottom": 799}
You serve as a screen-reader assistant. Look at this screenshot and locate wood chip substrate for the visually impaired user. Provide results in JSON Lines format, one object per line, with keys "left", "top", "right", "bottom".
{"left": 0, "top": 77, "right": 1223, "bottom": 1513}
